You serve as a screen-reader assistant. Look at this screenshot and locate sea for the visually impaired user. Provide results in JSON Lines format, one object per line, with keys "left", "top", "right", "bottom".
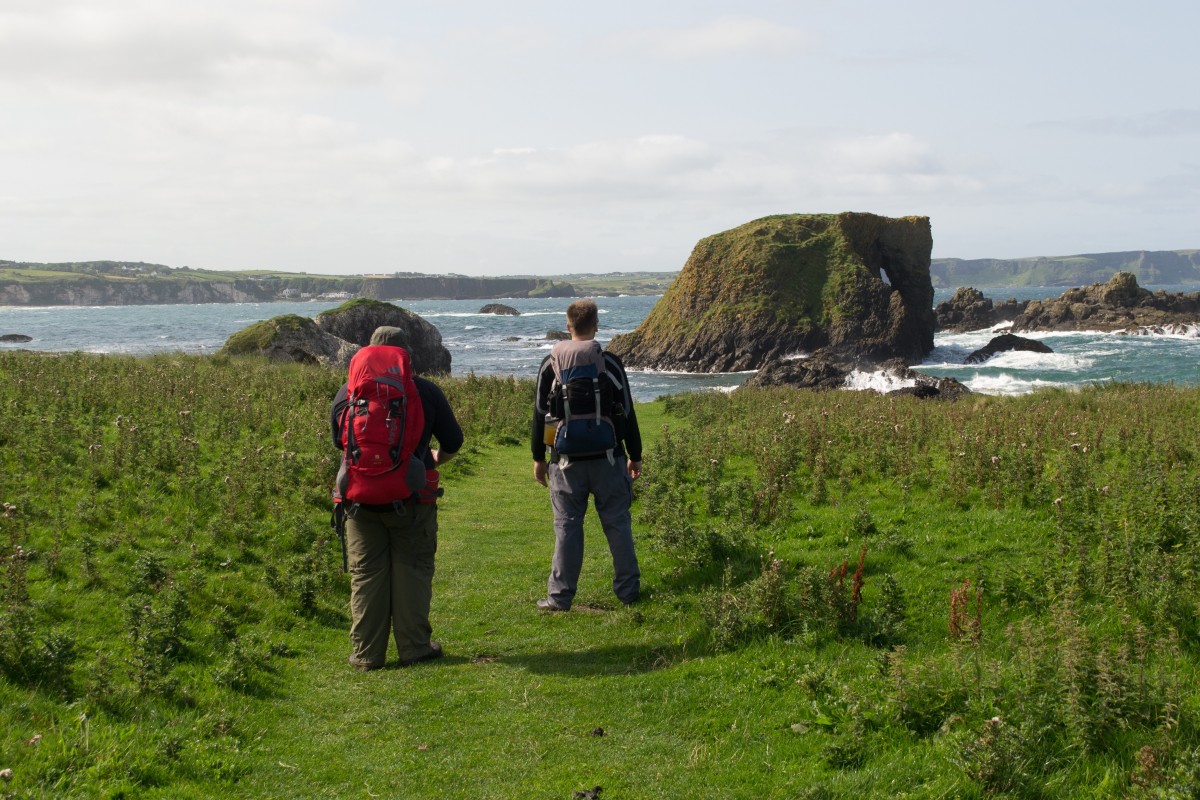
{"left": 2, "top": 287, "right": 1199, "bottom": 402}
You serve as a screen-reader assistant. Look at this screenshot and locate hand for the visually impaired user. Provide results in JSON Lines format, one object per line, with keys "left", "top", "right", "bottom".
{"left": 533, "top": 460, "right": 548, "bottom": 487}
{"left": 627, "top": 460, "right": 642, "bottom": 481}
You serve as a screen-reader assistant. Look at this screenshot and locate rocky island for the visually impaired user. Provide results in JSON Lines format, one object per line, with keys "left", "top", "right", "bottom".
{"left": 608, "top": 212, "right": 936, "bottom": 373}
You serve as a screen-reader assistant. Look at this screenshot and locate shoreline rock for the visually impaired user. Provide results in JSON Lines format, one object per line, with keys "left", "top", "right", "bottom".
{"left": 964, "top": 333, "right": 1053, "bottom": 364}
{"left": 218, "top": 299, "right": 451, "bottom": 373}
{"left": 1011, "top": 273, "right": 1200, "bottom": 332}
{"left": 479, "top": 303, "right": 520, "bottom": 316}
{"left": 935, "top": 287, "right": 1028, "bottom": 332}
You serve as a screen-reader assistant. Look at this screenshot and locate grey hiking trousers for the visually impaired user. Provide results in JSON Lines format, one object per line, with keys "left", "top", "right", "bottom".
{"left": 547, "top": 454, "right": 640, "bottom": 608}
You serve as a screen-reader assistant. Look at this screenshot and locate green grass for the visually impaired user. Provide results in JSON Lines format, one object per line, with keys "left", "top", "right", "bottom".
{"left": 2, "top": 353, "right": 1199, "bottom": 798}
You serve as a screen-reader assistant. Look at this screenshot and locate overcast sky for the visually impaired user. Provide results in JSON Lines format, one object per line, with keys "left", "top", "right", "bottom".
{"left": 2, "top": 1, "right": 1198, "bottom": 276}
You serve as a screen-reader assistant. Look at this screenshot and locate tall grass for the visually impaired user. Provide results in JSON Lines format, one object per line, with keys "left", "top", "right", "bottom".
{"left": 2, "top": 351, "right": 1198, "bottom": 797}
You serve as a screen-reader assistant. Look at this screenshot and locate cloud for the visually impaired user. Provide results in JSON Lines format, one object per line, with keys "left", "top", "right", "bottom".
{"left": 819, "top": 133, "right": 984, "bottom": 196}
{"left": 0, "top": 0, "right": 425, "bottom": 101}
{"left": 1034, "top": 108, "right": 1200, "bottom": 138}
{"left": 613, "top": 16, "right": 814, "bottom": 60}
{"left": 421, "top": 135, "right": 721, "bottom": 199}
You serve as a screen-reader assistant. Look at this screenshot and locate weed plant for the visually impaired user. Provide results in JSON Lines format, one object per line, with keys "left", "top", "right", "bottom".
{"left": 1, "top": 351, "right": 1198, "bottom": 797}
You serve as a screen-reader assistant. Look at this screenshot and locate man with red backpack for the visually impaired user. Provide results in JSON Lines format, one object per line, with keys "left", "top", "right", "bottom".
{"left": 331, "top": 326, "right": 463, "bottom": 671}
{"left": 531, "top": 299, "right": 642, "bottom": 611}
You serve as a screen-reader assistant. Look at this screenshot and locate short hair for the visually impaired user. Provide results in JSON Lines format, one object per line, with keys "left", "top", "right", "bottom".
{"left": 566, "top": 299, "right": 599, "bottom": 336}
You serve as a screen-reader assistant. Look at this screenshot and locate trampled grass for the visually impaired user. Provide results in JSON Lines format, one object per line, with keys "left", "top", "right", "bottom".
{"left": 1, "top": 351, "right": 1198, "bottom": 798}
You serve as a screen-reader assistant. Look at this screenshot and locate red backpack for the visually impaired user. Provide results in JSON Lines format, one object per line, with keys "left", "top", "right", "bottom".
{"left": 335, "top": 345, "right": 426, "bottom": 505}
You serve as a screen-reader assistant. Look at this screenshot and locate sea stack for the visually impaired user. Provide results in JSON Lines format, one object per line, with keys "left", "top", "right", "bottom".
{"left": 607, "top": 212, "right": 936, "bottom": 372}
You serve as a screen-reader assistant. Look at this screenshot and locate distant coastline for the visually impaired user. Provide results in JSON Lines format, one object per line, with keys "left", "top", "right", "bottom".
{"left": 2, "top": 250, "right": 1199, "bottom": 306}
{"left": 0, "top": 260, "right": 678, "bottom": 306}
{"left": 929, "top": 248, "right": 1200, "bottom": 288}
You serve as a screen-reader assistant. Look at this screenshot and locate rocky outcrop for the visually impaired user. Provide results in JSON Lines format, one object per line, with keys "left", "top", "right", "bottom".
{"left": 479, "top": 304, "right": 520, "bottom": 316}
{"left": 219, "top": 300, "right": 451, "bottom": 373}
{"left": 743, "top": 353, "right": 852, "bottom": 391}
{"left": 744, "top": 353, "right": 970, "bottom": 400}
{"left": 1011, "top": 273, "right": 1200, "bottom": 332}
{"left": 888, "top": 376, "right": 971, "bottom": 401}
{"left": 935, "top": 287, "right": 1028, "bottom": 332}
{"left": 608, "top": 213, "right": 936, "bottom": 372}
{"left": 218, "top": 315, "right": 360, "bottom": 368}
{"left": 314, "top": 299, "right": 451, "bottom": 374}
{"left": 964, "top": 334, "right": 1053, "bottom": 364}
{"left": 1, "top": 333, "right": 32, "bottom": 343}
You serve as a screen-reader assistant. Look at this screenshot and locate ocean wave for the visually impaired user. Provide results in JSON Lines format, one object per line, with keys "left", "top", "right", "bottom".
{"left": 1118, "top": 323, "right": 1200, "bottom": 339}
{"left": 984, "top": 350, "right": 1093, "bottom": 371}
{"left": 966, "top": 374, "right": 1086, "bottom": 396}
{"left": 630, "top": 367, "right": 758, "bottom": 376}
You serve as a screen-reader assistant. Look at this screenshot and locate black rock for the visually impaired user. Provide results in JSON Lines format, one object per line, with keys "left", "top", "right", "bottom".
{"left": 479, "top": 303, "right": 520, "bottom": 316}
{"left": 964, "top": 333, "right": 1052, "bottom": 364}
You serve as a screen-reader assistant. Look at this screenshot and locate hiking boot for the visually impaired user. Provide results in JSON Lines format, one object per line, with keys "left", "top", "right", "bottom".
{"left": 399, "top": 641, "right": 443, "bottom": 666}
{"left": 536, "top": 598, "right": 568, "bottom": 612}
{"left": 348, "top": 657, "right": 383, "bottom": 672}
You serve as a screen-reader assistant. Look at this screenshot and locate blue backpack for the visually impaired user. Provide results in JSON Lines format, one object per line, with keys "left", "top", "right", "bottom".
{"left": 546, "top": 340, "right": 623, "bottom": 460}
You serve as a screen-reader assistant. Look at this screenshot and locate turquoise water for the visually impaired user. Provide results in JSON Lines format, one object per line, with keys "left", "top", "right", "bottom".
{"left": 2, "top": 289, "right": 1198, "bottom": 401}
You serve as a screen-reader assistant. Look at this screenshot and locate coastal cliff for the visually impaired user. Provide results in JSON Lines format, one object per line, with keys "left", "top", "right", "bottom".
{"left": 0, "top": 277, "right": 278, "bottom": 306}
{"left": 0, "top": 261, "right": 577, "bottom": 306}
{"left": 361, "top": 276, "right": 573, "bottom": 300}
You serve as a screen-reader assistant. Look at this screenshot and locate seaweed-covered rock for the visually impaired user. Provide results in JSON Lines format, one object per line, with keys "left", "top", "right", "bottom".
{"left": 218, "top": 314, "right": 359, "bottom": 367}
{"left": 1, "top": 333, "right": 32, "bottom": 343}
{"left": 608, "top": 213, "right": 936, "bottom": 372}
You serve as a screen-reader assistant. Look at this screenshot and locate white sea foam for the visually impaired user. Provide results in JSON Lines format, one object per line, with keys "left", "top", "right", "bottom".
{"left": 631, "top": 367, "right": 758, "bottom": 376}
{"left": 1119, "top": 323, "right": 1200, "bottom": 339}
{"left": 984, "top": 350, "right": 1093, "bottom": 371}
{"left": 842, "top": 369, "right": 916, "bottom": 393}
{"left": 966, "top": 374, "right": 1084, "bottom": 396}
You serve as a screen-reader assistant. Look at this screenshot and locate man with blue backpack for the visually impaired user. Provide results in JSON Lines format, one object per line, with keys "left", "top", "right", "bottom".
{"left": 532, "top": 299, "right": 642, "bottom": 611}
{"left": 332, "top": 326, "right": 463, "bottom": 671}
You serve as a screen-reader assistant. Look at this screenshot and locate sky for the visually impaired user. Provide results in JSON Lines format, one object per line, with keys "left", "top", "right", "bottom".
{"left": 2, "top": 1, "right": 1198, "bottom": 276}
